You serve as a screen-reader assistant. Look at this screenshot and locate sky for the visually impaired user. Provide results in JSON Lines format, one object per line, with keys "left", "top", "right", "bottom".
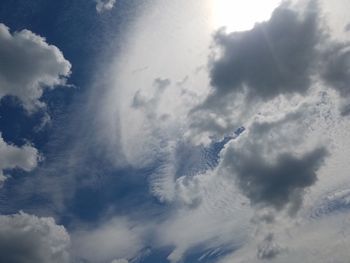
{"left": 0, "top": 0, "right": 350, "bottom": 262}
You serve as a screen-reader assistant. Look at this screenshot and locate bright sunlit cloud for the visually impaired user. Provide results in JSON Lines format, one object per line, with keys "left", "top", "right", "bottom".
{"left": 211, "top": 0, "right": 281, "bottom": 32}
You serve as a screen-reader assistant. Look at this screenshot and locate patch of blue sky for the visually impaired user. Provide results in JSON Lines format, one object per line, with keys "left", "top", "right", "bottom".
{"left": 175, "top": 127, "right": 245, "bottom": 178}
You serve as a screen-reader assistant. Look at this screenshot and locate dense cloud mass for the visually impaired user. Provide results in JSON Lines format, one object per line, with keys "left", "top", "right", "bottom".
{"left": 188, "top": 3, "right": 333, "bottom": 139}
{"left": 0, "top": 23, "right": 71, "bottom": 111}
{"left": 224, "top": 145, "right": 327, "bottom": 211}
{"left": 206, "top": 4, "right": 322, "bottom": 106}
{"left": 195, "top": 1, "right": 350, "bottom": 121}
{"left": 321, "top": 44, "right": 350, "bottom": 96}
{"left": 0, "top": 134, "right": 40, "bottom": 184}
{"left": 220, "top": 108, "right": 329, "bottom": 213}
{"left": 0, "top": 212, "right": 70, "bottom": 263}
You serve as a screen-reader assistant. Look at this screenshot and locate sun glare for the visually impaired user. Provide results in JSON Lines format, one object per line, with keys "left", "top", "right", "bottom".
{"left": 212, "top": 0, "right": 281, "bottom": 32}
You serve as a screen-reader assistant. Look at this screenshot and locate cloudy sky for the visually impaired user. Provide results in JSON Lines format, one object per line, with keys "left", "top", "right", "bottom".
{"left": 0, "top": 0, "right": 350, "bottom": 262}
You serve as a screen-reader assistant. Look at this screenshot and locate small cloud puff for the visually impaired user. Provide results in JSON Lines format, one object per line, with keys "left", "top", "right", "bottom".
{"left": 95, "top": 0, "right": 117, "bottom": 13}
{"left": 0, "top": 134, "right": 40, "bottom": 185}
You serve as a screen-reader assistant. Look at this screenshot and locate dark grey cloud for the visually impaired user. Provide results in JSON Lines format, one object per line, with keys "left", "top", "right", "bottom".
{"left": 0, "top": 212, "right": 70, "bottom": 263}
{"left": 205, "top": 3, "right": 322, "bottom": 106}
{"left": 321, "top": 44, "right": 350, "bottom": 97}
{"left": 187, "top": 1, "right": 350, "bottom": 143}
{"left": 204, "top": 2, "right": 350, "bottom": 111}
{"left": 0, "top": 23, "right": 71, "bottom": 111}
{"left": 233, "top": 147, "right": 327, "bottom": 211}
{"left": 221, "top": 111, "right": 328, "bottom": 212}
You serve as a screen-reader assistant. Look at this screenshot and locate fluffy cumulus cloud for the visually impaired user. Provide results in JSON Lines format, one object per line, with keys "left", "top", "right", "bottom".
{"left": 190, "top": 1, "right": 350, "bottom": 135}
{"left": 95, "top": 0, "right": 116, "bottom": 13}
{"left": 187, "top": 3, "right": 322, "bottom": 139}
{"left": 0, "top": 23, "right": 71, "bottom": 111}
{"left": 203, "top": 3, "right": 322, "bottom": 107}
{"left": 0, "top": 212, "right": 70, "bottom": 263}
{"left": 0, "top": 134, "right": 40, "bottom": 184}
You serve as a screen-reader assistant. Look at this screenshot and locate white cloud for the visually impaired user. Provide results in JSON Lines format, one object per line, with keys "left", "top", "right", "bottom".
{"left": 0, "top": 212, "right": 70, "bottom": 263}
{"left": 154, "top": 171, "right": 253, "bottom": 262}
{"left": 218, "top": 209, "right": 350, "bottom": 263}
{"left": 0, "top": 23, "right": 71, "bottom": 112}
{"left": 95, "top": 0, "right": 116, "bottom": 13}
{"left": 72, "top": 217, "right": 146, "bottom": 263}
{"left": 0, "top": 134, "right": 40, "bottom": 185}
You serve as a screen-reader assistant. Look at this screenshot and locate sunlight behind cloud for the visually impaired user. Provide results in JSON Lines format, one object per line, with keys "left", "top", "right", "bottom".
{"left": 211, "top": 0, "right": 281, "bottom": 32}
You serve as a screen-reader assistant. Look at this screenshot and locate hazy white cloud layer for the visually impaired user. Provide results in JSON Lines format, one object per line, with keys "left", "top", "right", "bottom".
{"left": 0, "top": 23, "right": 71, "bottom": 111}
{"left": 72, "top": 217, "right": 147, "bottom": 263}
{"left": 0, "top": 212, "right": 70, "bottom": 263}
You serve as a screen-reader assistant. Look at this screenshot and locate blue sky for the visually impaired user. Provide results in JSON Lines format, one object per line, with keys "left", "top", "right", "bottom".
{"left": 1, "top": 0, "right": 350, "bottom": 263}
